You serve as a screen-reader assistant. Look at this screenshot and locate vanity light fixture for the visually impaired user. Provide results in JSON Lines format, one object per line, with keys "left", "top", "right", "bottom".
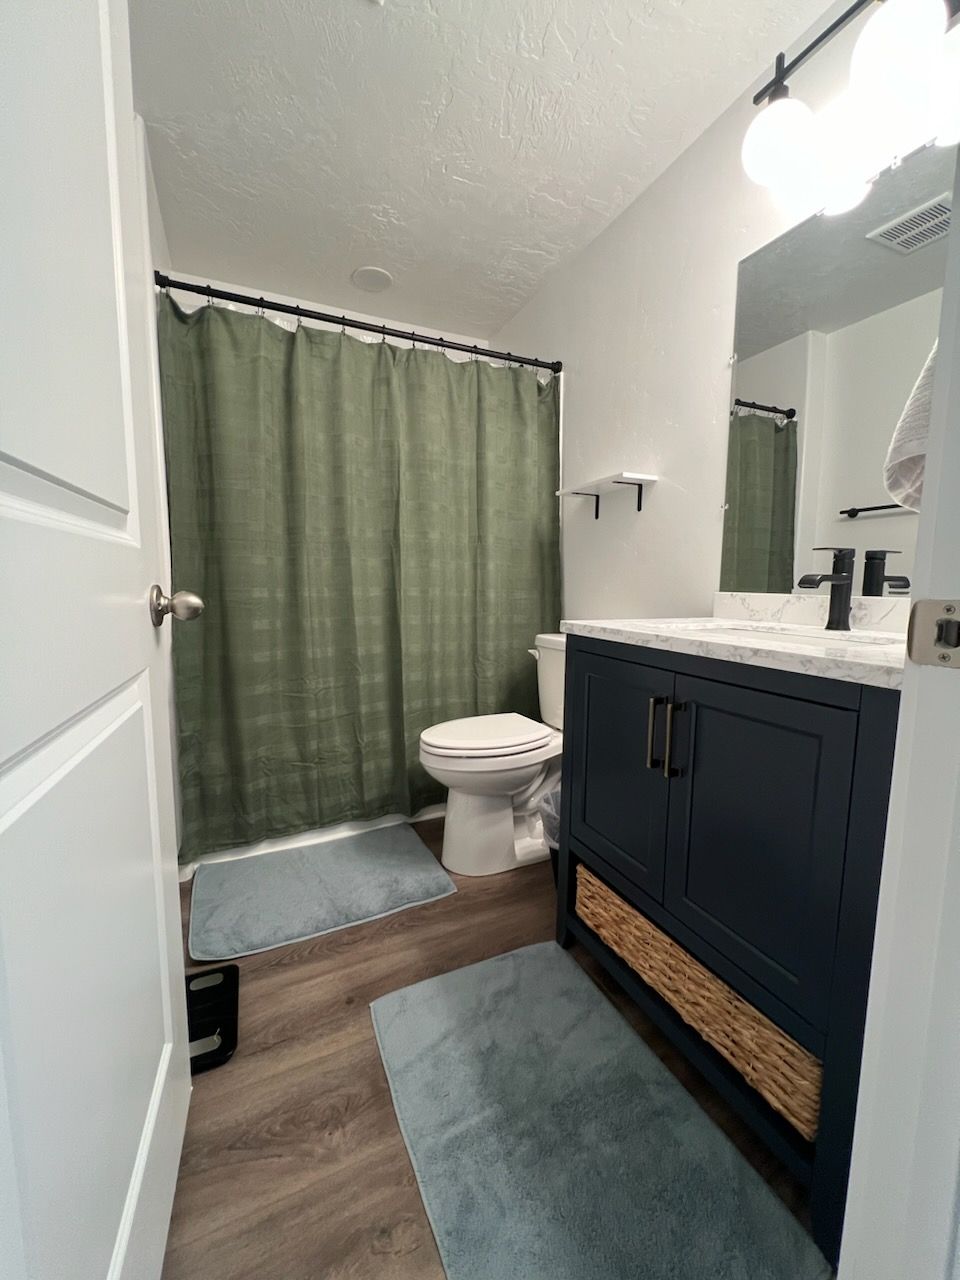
{"left": 743, "top": 0, "right": 956, "bottom": 216}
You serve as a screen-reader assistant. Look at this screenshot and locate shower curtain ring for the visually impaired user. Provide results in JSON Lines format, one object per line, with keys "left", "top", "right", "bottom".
{"left": 257, "top": 297, "right": 265, "bottom": 316}
{"left": 380, "top": 324, "right": 387, "bottom": 343}
{"left": 340, "top": 315, "right": 347, "bottom": 335}
{"left": 205, "top": 283, "right": 213, "bottom": 307}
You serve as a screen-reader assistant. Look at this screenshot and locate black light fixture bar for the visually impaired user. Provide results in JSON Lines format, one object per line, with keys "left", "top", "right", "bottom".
{"left": 753, "top": 0, "right": 876, "bottom": 105}
{"left": 734, "top": 397, "right": 796, "bottom": 420}
{"left": 754, "top": 0, "right": 960, "bottom": 105}
{"left": 154, "top": 273, "right": 562, "bottom": 374}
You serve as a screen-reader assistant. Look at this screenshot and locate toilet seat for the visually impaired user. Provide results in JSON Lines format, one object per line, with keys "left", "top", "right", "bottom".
{"left": 420, "top": 713, "right": 552, "bottom": 758}
{"left": 420, "top": 729, "right": 562, "bottom": 772}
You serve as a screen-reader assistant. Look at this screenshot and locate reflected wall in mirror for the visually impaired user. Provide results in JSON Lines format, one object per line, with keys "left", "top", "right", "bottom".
{"left": 722, "top": 143, "right": 956, "bottom": 597}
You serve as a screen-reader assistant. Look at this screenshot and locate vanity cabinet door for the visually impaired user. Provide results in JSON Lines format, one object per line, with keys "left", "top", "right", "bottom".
{"left": 663, "top": 675, "right": 858, "bottom": 1029}
{"left": 567, "top": 652, "right": 674, "bottom": 901}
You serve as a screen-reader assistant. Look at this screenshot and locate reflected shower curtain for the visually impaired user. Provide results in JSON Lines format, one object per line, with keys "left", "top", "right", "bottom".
{"left": 720, "top": 411, "right": 797, "bottom": 593}
{"left": 157, "top": 296, "right": 560, "bottom": 861}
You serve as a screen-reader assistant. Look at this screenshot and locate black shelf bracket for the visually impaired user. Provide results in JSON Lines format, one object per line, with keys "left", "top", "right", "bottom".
{"left": 573, "top": 491, "right": 601, "bottom": 520}
{"left": 573, "top": 479, "right": 646, "bottom": 520}
{"left": 614, "top": 479, "right": 645, "bottom": 512}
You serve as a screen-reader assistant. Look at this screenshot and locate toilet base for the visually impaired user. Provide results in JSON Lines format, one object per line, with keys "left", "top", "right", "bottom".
{"left": 441, "top": 789, "right": 551, "bottom": 877}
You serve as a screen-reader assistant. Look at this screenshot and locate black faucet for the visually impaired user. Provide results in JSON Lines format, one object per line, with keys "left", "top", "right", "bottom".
{"left": 862, "top": 549, "right": 911, "bottom": 597}
{"left": 797, "top": 547, "right": 855, "bottom": 631}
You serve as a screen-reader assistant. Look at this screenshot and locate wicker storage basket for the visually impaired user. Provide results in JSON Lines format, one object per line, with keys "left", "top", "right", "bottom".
{"left": 576, "top": 864, "right": 822, "bottom": 1142}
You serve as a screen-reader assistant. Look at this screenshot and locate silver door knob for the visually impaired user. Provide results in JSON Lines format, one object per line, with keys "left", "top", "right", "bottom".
{"left": 150, "top": 585, "right": 205, "bottom": 628}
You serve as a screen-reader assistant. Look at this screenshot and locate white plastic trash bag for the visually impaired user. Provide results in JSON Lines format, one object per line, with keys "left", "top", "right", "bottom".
{"left": 540, "top": 786, "right": 562, "bottom": 851}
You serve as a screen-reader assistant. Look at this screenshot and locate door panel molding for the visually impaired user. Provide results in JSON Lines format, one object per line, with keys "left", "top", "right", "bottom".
{"left": 568, "top": 652, "right": 674, "bottom": 900}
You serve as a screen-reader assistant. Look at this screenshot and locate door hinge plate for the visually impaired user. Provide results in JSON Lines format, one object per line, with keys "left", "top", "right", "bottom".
{"left": 907, "top": 599, "right": 960, "bottom": 667}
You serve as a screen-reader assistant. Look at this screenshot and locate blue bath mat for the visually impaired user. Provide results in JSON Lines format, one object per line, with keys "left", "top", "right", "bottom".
{"left": 188, "top": 824, "right": 455, "bottom": 960}
{"left": 371, "top": 942, "right": 831, "bottom": 1280}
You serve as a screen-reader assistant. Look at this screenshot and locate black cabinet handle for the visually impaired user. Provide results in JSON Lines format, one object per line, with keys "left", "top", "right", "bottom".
{"left": 646, "top": 696, "right": 666, "bottom": 770}
{"left": 663, "top": 702, "right": 687, "bottom": 779}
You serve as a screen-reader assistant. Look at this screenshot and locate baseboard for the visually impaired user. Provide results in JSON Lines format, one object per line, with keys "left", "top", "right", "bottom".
{"left": 178, "top": 805, "right": 447, "bottom": 882}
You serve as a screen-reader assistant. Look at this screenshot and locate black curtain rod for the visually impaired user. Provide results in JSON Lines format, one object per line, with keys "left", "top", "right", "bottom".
{"left": 154, "top": 273, "right": 562, "bottom": 374}
{"left": 734, "top": 397, "right": 796, "bottom": 420}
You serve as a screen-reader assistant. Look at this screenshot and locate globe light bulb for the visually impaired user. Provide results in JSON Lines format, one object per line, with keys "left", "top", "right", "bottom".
{"left": 813, "top": 93, "right": 879, "bottom": 215}
{"left": 851, "top": 0, "right": 947, "bottom": 158}
{"left": 741, "top": 92, "right": 816, "bottom": 188}
{"left": 933, "top": 23, "right": 960, "bottom": 147}
{"left": 852, "top": 0, "right": 948, "bottom": 89}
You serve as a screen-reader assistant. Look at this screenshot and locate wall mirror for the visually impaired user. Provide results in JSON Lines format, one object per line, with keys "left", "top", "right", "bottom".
{"left": 722, "top": 143, "right": 956, "bottom": 597}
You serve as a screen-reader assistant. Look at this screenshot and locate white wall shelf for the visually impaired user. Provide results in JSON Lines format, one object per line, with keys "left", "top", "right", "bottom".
{"left": 557, "top": 471, "right": 659, "bottom": 520}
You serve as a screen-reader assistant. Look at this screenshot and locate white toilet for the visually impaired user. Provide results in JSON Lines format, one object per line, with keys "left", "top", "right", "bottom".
{"left": 419, "top": 633, "right": 566, "bottom": 876}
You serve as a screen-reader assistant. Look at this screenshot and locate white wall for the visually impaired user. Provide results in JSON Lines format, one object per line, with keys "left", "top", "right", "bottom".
{"left": 141, "top": 120, "right": 172, "bottom": 273}
{"left": 812, "top": 288, "right": 940, "bottom": 581}
{"left": 490, "top": 5, "right": 875, "bottom": 621}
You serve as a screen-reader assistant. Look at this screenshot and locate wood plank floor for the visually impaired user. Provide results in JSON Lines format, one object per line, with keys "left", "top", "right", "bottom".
{"left": 163, "top": 820, "right": 806, "bottom": 1279}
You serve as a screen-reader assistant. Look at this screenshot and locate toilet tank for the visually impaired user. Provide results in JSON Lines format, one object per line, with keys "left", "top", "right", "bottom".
{"left": 532, "top": 633, "right": 567, "bottom": 730}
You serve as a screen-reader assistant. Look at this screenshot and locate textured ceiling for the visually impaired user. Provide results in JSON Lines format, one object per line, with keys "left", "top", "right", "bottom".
{"left": 130, "top": 0, "right": 831, "bottom": 338}
{"left": 736, "top": 144, "right": 956, "bottom": 360}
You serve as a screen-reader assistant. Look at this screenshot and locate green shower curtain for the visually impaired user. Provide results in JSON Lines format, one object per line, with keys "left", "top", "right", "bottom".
{"left": 157, "top": 296, "right": 561, "bottom": 862}
{"left": 719, "top": 411, "right": 797, "bottom": 593}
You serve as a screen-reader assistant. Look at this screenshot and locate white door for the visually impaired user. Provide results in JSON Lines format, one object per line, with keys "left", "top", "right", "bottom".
{"left": 1, "top": 3, "right": 190, "bottom": 1279}
{"left": 838, "top": 152, "right": 960, "bottom": 1279}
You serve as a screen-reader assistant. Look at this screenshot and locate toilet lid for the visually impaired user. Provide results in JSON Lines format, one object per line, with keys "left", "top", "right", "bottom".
{"left": 421, "top": 713, "right": 552, "bottom": 755}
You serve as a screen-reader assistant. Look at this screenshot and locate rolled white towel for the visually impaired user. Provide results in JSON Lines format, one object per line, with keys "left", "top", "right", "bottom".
{"left": 884, "top": 341, "right": 937, "bottom": 511}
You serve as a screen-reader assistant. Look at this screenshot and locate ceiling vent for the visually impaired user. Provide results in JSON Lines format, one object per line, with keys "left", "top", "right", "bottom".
{"left": 866, "top": 192, "right": 952, "bottom": 255}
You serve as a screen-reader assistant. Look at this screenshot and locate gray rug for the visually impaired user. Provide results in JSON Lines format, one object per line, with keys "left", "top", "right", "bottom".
{"left": 188, "top": 824, "right": 455, "bottom": 960}
{"left": 372, "top": 942, "right": 832, "bottom": 1280}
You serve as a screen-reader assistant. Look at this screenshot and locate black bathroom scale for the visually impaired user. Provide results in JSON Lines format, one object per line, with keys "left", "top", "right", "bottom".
{"left": 185, "top": 964, "right": 239, "bottom": 1074}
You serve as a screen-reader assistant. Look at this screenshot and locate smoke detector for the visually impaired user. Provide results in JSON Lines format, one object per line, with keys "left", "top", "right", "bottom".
{"left": 350, "top": 266, "right": 393, "bottom": 292}
{"left": 866, "top": 192, "right": 952, "bottom": 255}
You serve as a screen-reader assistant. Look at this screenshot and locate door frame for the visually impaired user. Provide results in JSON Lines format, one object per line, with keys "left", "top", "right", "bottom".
{"left": 838, "top": 151, "right": 960, "bottom": 1279}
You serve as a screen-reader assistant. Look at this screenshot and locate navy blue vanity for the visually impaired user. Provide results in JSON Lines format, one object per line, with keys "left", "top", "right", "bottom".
{"left": 557, "top": 628, "right": 901, "bottom": 1266}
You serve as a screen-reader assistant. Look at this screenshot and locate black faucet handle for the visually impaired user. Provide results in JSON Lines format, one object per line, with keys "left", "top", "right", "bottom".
{"left": 813, "top": 546, "right": 855, "bottom": 573}
{"left": 864, "top": 549, "right": 902, "bottom": 556}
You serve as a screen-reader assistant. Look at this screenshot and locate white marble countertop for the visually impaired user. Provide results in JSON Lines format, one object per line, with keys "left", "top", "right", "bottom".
{"left": 561, "top": 617, "right": 906, "bottom": 689}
